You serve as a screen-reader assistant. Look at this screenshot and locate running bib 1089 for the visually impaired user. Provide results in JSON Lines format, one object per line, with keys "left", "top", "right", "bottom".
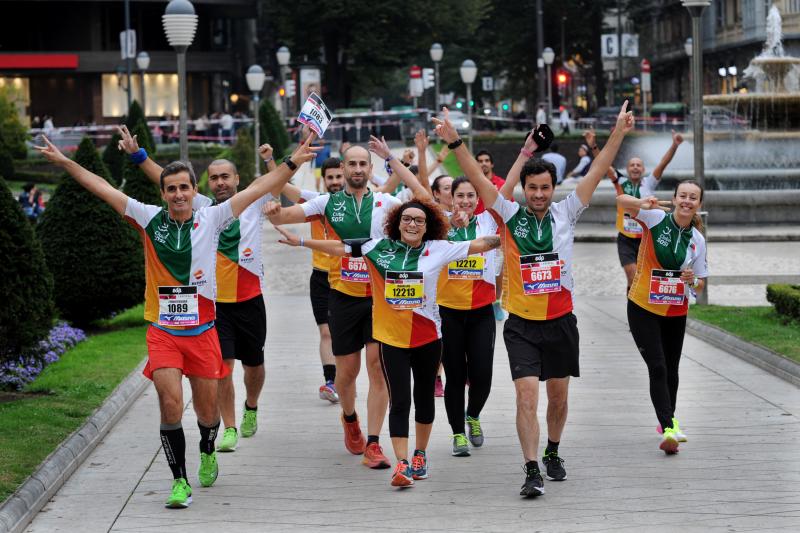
{"left": 622, "top": 215, "right": 642, "bottom": 235}
{"left": 384, "top": 271, "right": 424, "bottom": 309}
{"left": 341, "top": 256, "right": 369, "bottom": 283}
{"left": 158, "top": 286, "right": 199, "bottom": 326}
{"left": 648, "top": 269, "right": 685, "bottom": 305}
{"left": 447, "top": 256, "right": 485, "bottom": 280}
{"left": 520, "top": 252, "right": 561, "bottom": 295}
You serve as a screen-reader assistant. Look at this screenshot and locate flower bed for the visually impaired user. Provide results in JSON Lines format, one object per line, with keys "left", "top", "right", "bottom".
{"left": 0, "top": 323, "right": 86, "bottom": 390}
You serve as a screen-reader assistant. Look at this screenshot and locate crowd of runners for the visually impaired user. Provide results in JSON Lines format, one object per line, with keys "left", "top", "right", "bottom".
{"left": 34, "top": 99, "right": 707, "bottom": 507}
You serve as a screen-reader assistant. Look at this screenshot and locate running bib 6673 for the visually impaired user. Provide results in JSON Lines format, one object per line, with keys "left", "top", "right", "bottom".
{"left": 384, "top": 271, "right": 424, "bottom": 309}
{"left": 447, "top": 256, "right": 485, "bottom": 280}
{"left": 341, "top": 256, "right": 369, "bottom": 283}
{"left": 520, "top": 253, "right": 561, "bottom": 295}
{"left": 648, "top": 269, "right": 685, "bottom": 305}
{"left": 158, "top": 286, "right": 199, "bottom": 326}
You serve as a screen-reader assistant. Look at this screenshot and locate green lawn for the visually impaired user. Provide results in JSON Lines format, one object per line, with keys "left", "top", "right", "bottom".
{"left": 690, "top": 305, "right": 800, "bottom": 363}
{"left": 0, "top": 305, "right": 148, "bottom": 502}
{"left": 431, "top": 142, "right": 464, "bottom": 177}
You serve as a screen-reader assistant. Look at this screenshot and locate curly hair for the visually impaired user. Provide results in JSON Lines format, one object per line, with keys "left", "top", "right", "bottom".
{"left": 385, "top": 197, "right": 450, "bottom": 242}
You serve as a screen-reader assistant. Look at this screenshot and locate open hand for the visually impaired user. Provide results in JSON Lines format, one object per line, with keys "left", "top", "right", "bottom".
{"left": 275, "top": 225, "right": 301, "bottom": 246}
{"left": 34, "top": 135, "right": 71, "bottom": 167}
{"left": 117, "top": 125, "right": 140, "bottom": 154}
{"left": 414, "top": 129, "right": 429, "bottom": 152}
{"left": 368, "top": 135, "right": 392, "bottom": 160}
{"left": 432, "top": 107, "right": 460, "bottom": 144}
{"left": 450, "top": 210, "right": 469, "bottom": 228}
{"left": 289, "top": 133, "right": 320, "bottom": 167}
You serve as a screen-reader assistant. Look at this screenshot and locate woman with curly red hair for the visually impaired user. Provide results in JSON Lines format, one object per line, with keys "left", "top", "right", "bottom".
{"left": 275, "top": 198, "right": 500, "bottom": 488}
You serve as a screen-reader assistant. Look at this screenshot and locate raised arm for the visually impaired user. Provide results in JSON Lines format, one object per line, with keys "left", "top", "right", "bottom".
{"left": 262, "top": 197, "right": 310, "bottom": 225}
{"left": 652, "top": 129, "right": 684, "bottom": 180}
{"left": 274, "top": 225, "right": 346, "bottom": 256}
{"left": 427, "top": 145, "right": 449, "bottom": 173}
{"left": 585, "top": 128, "right": 619, "bottom": 184}
{"left": 575, "top": 101, "right": 635, "bottom": 206}
{"left": 369, "top": 135, "right": 431, "bottom": 200}
{"left": 36, "top": 136, "right": 128, "bottom": 215}
{"left": 259, "top": 143, "right": 278, "bottom": 173}
{"left": 118, "top": 125, "right": 163, "bottom": 184}
{"left": 499, "top": 128, "right": 541, "bottom": 199}
{"left": 414, "top": 129, "right": 433, "bottom": 197}
{"left": 467, "top": 235, "right": 501, "bottom": 255}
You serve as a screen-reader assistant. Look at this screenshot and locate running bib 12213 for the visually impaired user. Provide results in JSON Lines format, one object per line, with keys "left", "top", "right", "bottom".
{"left": 341, "top": 256, "right": 370, "bottom": 283}
{"left": 520, "top": 252, "right": 561, "bottom": 295}
{"left": 158, "top": 286, "right": 199, "bottom": 326}
{"left": 648, "top": 269, "right": 685, "bottom": 305}
{"left": 447, "top": 256, "right": 485, "bottom": 280}
{"left": 384, "top": 271, "right": 424, "bottom": 309}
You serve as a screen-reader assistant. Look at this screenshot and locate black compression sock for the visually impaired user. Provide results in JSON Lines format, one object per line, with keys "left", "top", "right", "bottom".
{"left": 343, "top": 411, "right": 358, "bottom": 423}
{"left": 323, "top": 364, "right": 336, "bottom": 382}
{"left": 367, "top": 435, "right": 379, "bottom": 446}
{"left": 160, "top": 423, "right": 187, "bottom": 480}
{"left": 545, "top": 440, "right": 560, "bottom": 456}
{"left": 244, "top": 402, "right": 257, "bottom": 411}
{"left": 198, "top": 420, "right": 220, "bottom": 455}
{"left": 525, "top": 460, "right": 540, "bottom": 473}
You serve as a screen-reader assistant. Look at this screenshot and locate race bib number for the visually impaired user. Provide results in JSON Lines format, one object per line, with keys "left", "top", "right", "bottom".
{"left": 648, "top": 269, "right": 685, "bottom": 305}
{"left": 158, "top": 286, "right": 199, "bottom": 326}
{"left": 384, "top": 271, "right": 424, "bottom": 309}
{"left": 520, "top": 253, "right": 561, "bottom": 295}
{"left": 447, "top": 256, "right": 485, "bottom": 280}
{"left": 622, "top": 214, "right": 642, "bottom": 235}
{"left": 341, "top": 256, "right": 369, "bottom": 283}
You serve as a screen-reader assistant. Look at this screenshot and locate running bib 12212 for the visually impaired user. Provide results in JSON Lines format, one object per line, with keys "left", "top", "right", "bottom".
{"left": 158, "top": 286, "right": 199, "bottom": 326}
{"left": 341, "top": 256, "right": 370, "bottom": 283}
{"left": 520, "top": 252, "right": 561, "bottom": 295}
{"left": 648, "top": 269, "right": 685, "bottom": 305}
{"left": 384, "top": 271, "right": 424, "bottom": 309}
{"left": 447, "top": 256, "right": 485, "bottom": 280}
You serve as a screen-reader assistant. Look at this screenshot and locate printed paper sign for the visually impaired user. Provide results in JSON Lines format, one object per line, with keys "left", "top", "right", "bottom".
{"left": 648, "top": 269, "right": 685, "bottom": 305}
{"left": 298, "top": 92, "right": 332, "bottom": 137}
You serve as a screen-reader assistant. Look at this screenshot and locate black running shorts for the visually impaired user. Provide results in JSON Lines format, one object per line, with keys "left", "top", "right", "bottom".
{"left": 503, "top": 312, "right": 579, "bottom": 381}
{"left": 215, "top": 295, "right": 266, "bottom": 366}
{"left": 309, "top": 268, "right": 330, "bottom": 325}
{"left": 616, "top": 233, "right": 642, "bottom": 267}
{"left": 328, "top": 289, "right": 373, "bottom": 356}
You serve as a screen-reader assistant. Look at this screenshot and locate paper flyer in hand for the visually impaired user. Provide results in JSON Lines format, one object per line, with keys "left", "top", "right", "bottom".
{"left": 297, "top": 92, "right": 332, "bottom": 137}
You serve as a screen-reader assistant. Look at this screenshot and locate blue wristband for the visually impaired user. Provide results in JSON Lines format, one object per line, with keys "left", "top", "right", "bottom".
{"left": 129, "top": 148, "right": 147, "bottom": 165}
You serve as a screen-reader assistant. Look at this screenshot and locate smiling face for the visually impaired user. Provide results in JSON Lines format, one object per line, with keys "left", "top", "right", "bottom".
{"left": 207, "top": 161, "right": 239, "bottom": 202}
{"left": 627, "top": 157, "right": 645, "bottom": 181}
{"left": 398, "top": 207, "right": 427, "bottom": 248}
{"left": 432, "top": 176, "right": 453, "bottom": 210}
{"left": 161, "top": 171, "right": 197, "bottom": 220}
{"left": 343, "top": 146, "right": 372, "bottom": 190}
{"left": 672, "top": 182, "right": 703, "bottom": 220}
{"left": 323, "top": 164, "right": 345, "bottom": 194}
{"left": 452, "top": 180, "right": 477, "bottom": 217}
{"left": 522, "top": 172, "right": 555, "bottom": 214}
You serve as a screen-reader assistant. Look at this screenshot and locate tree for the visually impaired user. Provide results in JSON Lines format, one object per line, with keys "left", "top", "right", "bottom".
{"left": 259, "top": 98, "right": 290, "bottom": 159}
{"left": 0, "top": 88, "right": 27, "bottom": 160}
{"left": 125, "top": 100, "right": 156, "bottom": 155}
{"left": 0, "top": 129, "right": 14, "bottom": 180}
{"left": 0, "top": 177, "right": 54, "bottom": 360}
{"left": 37, "top": 137, "right": 144, "bottom": 326}
{"left": 121, "top": 121, "right": 162, "bottom": 205}
{"left": 102, "top": 130, "right": 124, "bottom": 187}
{"left": 230, "top": 128, "right": 256, "bottom": 188}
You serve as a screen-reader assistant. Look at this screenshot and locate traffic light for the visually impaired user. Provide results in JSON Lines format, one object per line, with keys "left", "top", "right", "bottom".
{"left": 422, "top": 68, "right": 435, "bottom": 89}
{"left": 557, "top": 71, "right": 569, "bottom": 88}
{"left": 502, "top": 103, "right": 509, "bottom": 111}
{"left": 455, "top": 101, "right": 463, "bottom": 109}
{"left": 279, "top": 87, "right": 286, "bottom": 97}
{"left": 286, "top": 79, "right": 296, "bottom": 97}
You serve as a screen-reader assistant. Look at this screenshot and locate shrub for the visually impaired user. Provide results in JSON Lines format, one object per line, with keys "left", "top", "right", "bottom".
{"left": 259, "top": 98, "right": 290, "bottom": 159}
{"left": 0, "top": 88, "right": 27, "bottom": 159}
{"left": 0, "top": 177, "right": 55, "bottom": 361}
{"left": 102, "top": 130, "right": 124, "bottom": 186}
{"left": 121, "top": 121, "right": 162, "bottom": 205}
{"left": 767, "top": 284, "right": 800, "bottom": 322}
{"left": 125, "top": 100, "right": 156, "bottom": 155}
{"left": 37, "top": 137, "right": 144, "bottom": 326}
{"left": 0, "top": 141, "right": 13, "bottom": 180}
{"left": 230, "top": 127, "right": 256, "bottom": 187}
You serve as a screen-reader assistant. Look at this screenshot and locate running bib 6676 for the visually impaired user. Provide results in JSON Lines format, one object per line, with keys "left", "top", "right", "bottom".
{"left": 447, "top": 256, "right": 485, "bottom": 280}
{"left": 648, "top": 269, "right": 685, "bottom": 305}
{"left": 384, "top": 271, "right": 424, "bottom": 309}
{"left": 520, "top": 253, "right": 561, "bottom": 295}
{"left": 341, "top": 256, "right": 369, "bottom": 283}
{"left": 158, "top": 286, "right": 199, "bottom": 326}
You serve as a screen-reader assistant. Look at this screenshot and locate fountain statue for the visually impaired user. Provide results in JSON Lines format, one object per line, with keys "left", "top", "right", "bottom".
{"left": 742, "top": 5, "right": 800, "bottom": 93}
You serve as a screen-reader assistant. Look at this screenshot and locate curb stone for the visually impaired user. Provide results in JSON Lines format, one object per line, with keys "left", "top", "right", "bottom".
{"left": 0, "top": 359, "right": 148, "bottom": 533}
{"left": 687, "top": 318, "right": 800, "bottom": 387}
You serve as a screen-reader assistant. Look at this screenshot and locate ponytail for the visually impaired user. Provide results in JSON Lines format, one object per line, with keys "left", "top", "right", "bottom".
{"left": 692, "top": 213, "right": 704, "bottom": 233}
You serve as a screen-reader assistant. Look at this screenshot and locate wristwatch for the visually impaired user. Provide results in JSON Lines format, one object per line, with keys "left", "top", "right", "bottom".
{"left": 447, "top": 138, "right": 463, "bottom": 150}
{"left": 283, "top": 156, "right": 297, "bottom": 171}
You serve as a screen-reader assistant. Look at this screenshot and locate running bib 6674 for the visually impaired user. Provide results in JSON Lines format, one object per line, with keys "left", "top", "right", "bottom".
{"left": 447, "top": 256, "right": 485, "bottom": 280}
{"left": 341, "top": 256, "right": 369, "bottom": 283}
{"left": 520, "top": 253, "right": 561, "bottom": 295}
{"left": 622, "top": 215, "right": 642, "bottom": 235}
{"left": 158, "top": 286, "right": 199, "bottom": 326}
{"left": 384, "top": 271, "right": 424, "bottom": 309}
{"left": 648, "top": 269, "right": 685, "bottom": 305}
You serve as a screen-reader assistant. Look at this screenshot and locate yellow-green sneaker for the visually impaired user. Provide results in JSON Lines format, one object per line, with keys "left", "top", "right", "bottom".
{"left": 451, "top": 433, "right": 470, "bottom": 457}
{"left": 165, "top": 478, "right": 192, "bottom": 508}
{"left": 240, "top": 407, "right": 258, "bottom": 438}
{"left": 216, "top": 427, "right": 238, "bottom": 452}
{"left": 198, "top": 451, "right": 218, "bottom": 487}
{"left": 671, "top": 418, "right": 688, "bottom": 442}
{"left": 465, "top": 415, "right": 484, "bottom": 447}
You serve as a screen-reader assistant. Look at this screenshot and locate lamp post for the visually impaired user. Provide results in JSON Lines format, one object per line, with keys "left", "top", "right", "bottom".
{"left": 543, "top": 47, "right": 555, "bottom": 123}
{"left": 460, "top": 60, "right": 478, "bottom": 152}
{"left": 430, "top": 43, "right": 443, "bottom": 112}
{"left": 728, "top": 65, "right": 737, "bottom": 92}
{"left": 162, "top": 0, "right": 198, "bottom": 162}
{"left": 276, "top": 46, "right": 291, "bottom": 121}
{"left": 246, "top": 65, "right": 266, "bottom": 176}
{"left": 682, "top": 0, "right": 710, "bottom": 190}
{"left": 136, "top": 51, "right": 150, "bottom": 115}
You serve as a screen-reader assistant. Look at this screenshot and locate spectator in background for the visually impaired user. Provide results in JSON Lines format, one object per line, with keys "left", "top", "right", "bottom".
{"left": 19, "top": 183, "right": 44, "bottom": 222}
{"left": 536, "top": 105, "right": 547, "bottom": 127}
{"left": 220, "top": 112, "right": 234, "bottom": 144}
{"left": 559, "top": 106, "right": 570, "bottom": 135}
{"left": 194, "top": 115, "right": 209, "bottom": 141}
{"left": 542, "top": 143, "right": 567, "bottom": 184}
{"left": 566, "top": 144, "right": 592, "bottom": 180}
{"left": 43, "top": 116, "right": 55, "bottom": 135}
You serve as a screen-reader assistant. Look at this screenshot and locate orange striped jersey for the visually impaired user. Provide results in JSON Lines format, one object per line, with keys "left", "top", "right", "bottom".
{"left": 491, "top": 193, "right": 586, "bottom": 321}
{"left": 194, "top": 194, "right": 272, "bottom": 303}
{"left": 613, "top": 174, "right": 657, "bottom": 238}
{"left": 301, "top": 190, "right": 401, "bottom": 298}
{"left": 437, "top": 211, "right": 500, "bottom": 310}
{"left": 628, "top": 209, "right": 708, "bottom": 317}
{"left": 299, "top": 189, "right": 334, "bottom": 272}
{"left": 124, "top": 197, "right": 235, "bottom": 330}
{"left": 356, "top": 238, "right": 471, "bottom": 348}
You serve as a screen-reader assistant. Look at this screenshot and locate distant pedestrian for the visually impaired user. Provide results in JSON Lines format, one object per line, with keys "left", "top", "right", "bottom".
{"left": 19, "top": 183, "right": 44, "bottom": 222}
{"left": 542, "top": 143, "right": 567, "bottom": 184}
{"left": 220, "top": 112, "right": 234, "bottom": 144}
{"left": 559, "top": 107, "right": 570, "bottom": 135}
{"left": 536, "top": 105, "right": 547, "bottom": 127}
{"left": 567, "top": 144, "right": 592, "bottom": 179}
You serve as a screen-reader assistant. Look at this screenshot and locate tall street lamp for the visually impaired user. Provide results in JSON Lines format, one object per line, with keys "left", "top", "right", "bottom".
{"left": 543, "top": 47, "right": 555, "bottom": 123}
{"left": 430, "top": 43, "right": 443, "bottom": 111}
{"left": 684, "top": 38, "right": 692, "bottom": 108}
{"left": 460, "top": 59, "right": 478, "bottom": 152}
{"left": 136, "top": 51, "right": 150, "bottom": 115}
{"left": 162, "top": 0, "right": 198, "bottom": 162}
{"left": 246, "top": 64, "right": 266, "bottom": 177}
{"left": 276, "top": 46, "right": 291, "bottom": 121}
{"left": 682, "top": 0, "right": 710, "bottom": 190}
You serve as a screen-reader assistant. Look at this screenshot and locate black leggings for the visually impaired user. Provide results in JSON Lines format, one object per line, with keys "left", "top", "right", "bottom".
{"left": 627, "top": 300, "right": 687, "bottom": 431}
{"left": 379, "top": 340, "right": 442, "bottom": 438}
{"left": 439, "top": 305, "right": 495, "bottom": 435}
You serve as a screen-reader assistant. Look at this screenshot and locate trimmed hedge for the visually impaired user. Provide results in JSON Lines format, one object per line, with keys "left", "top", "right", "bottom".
{"left": 102, "top": 131, "right": 124, "bottom": 186}
{"left": 121, "top": 121, "right": 161, "bottom": 205}
{"left": 766, "top": 284, "right": 800, "bottom": 322}
{"left": 259, "top": 98, "right": 289, "bottom": 159}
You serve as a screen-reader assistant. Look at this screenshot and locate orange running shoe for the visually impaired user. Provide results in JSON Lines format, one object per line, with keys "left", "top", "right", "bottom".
{"left": 362, "top": 442, "right": 391, "bottom": 469}
{"left": 391, "top": 461, "right": 414, "bottom": 487}
{"left": 341, "top": 414, "right": 366, "bottom": 455}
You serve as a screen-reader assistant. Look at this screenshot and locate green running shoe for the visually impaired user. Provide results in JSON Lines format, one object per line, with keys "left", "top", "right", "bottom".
{"left": 671, "top": 417, "right": 688, "bottom": 442}
{"left": 240, "top": 407, "right": 258, "bottom": 438}
{"left": 466, "top": 415, "right": 484, "bottom": 447}
{"left": 216, "top": 427, "right": 238, "bottom": 452}
{"left": 198, "top": 451, "right": 219, "bottom": 487}
{"left": 452, "top": 433, "right": 470, "bottom": 456}
{"left": 165, "top": 478, "right": 192, "bottom": 508}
